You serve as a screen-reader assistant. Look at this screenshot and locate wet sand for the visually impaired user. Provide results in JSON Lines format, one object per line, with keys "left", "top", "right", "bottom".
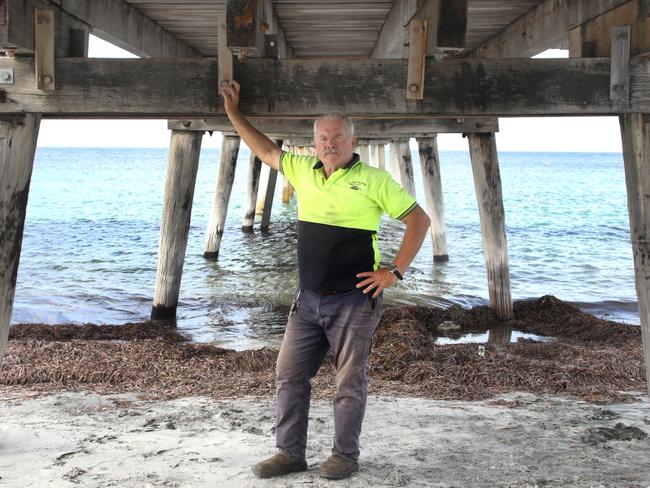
{"left": 1, "top": 296, "right": 649, "bottom": 486}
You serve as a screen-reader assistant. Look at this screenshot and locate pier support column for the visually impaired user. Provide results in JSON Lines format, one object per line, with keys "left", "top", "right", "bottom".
{"left": 377, "top": 144, "right": 386, "bottom": 170}
{"left": 204, "top": 135, "right": 240, "bottom": 258}
{"left": 389, "top": 142, "right": 401, "bottom": 182}
{"left": 468, "top": 133, "right": 513, "bottom": 320}
{"left": 151, "top": 130, "right": 203, "bottom": 320}
{"left": 417, "top": 136, "right": 449, "bottom": 262}
{"left": 620, "top": 113, "right": 650, "bottom": 393}
{"left": 0, "top": 114, "right": 41, "bottom": 370}
{"left": 242, "top": 152, "right": 262, "bottom": 232}
{"left": 358, "top": 144, "right": 370, "bottom": 164}
{"left": 397, "top": 139, "right": 416, "bottom": 197}
{"left": 260, "top": 139, "right": 283, "bottom": 232}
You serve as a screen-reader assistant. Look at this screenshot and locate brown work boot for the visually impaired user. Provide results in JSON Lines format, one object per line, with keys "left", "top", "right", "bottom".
{"left": 252, "top": 453, "right": 308, "bottom": 478}
{"left": 319, "top": 454, "right": 359, "bottom": 479}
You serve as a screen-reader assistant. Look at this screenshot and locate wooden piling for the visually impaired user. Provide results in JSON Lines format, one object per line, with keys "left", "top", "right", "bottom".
{"left": 620, "top": 113, "right": 650, "bottom": 394}
{"left": 389, "top": 142, "right": 401, "bottom": 182}
{"left": 0, "top": 114, "right": 41, "bottom": 370}
{"left": 151, "top": 130, "right": 202, "bottom": 320}
{"left": 417, "top": 136, "right": 449, "bottom": 262}
{"left": 397, "top": 139, "right": 416, "bottom": 197}
{"left": 256, "top": 164, "right": 270, "bottom": 215}
{"left": 377, "top": 143, "right": 386, "bottom": 170}
{"left": 260, "top": 139, "right": 283, "bottom": 231}
{"left": 242, "top": 152, "right": 262, "bottom": 232}
{"left": 358, "top": 144, "right": 370, "bottom": 164}
{"left": 468, "top": 132, "right": 513, "bottom": 320}
{"left": 204, "top": 135, "right": 240, "bottom": 258}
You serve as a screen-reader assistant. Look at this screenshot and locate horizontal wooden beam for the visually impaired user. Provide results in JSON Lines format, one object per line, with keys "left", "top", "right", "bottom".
{"left": 470, "top": 0, "right": 631, "bottom": 58}
{"left": 0, "top": 0, "right": 200, "bottom": 58}
{"left": 1, "top": 57, "right": 649, "bottom": 117}
{"left": 168, "top": 117, "right": 499, "bottom": 134}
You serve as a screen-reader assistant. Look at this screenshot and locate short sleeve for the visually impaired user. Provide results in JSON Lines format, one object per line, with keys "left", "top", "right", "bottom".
{"left": 279, "top": 151, "right": 318, "bottom": 191}
{"left": 372, "top": 171, "right": 418, "bottom": 220}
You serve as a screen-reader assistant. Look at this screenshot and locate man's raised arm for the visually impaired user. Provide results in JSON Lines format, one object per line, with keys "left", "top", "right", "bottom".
{"left": 220, "top": 81, "right": 283, "bottom": 171}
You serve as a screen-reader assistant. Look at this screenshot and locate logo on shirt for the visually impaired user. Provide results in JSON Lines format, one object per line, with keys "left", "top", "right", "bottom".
{"left": 348, "top": 181, "right": 366, "bottom": 191}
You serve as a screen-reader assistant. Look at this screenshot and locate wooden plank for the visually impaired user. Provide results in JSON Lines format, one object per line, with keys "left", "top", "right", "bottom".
{"left": 620, "top": 112, "right": 650, "bottom": 394}
{"left": 0, "top": 114, "right": 40, "bottom": 371}
{"left": 407, "top": 19, "right": 427, "bottom": 99}
{"left": 1, "top": 57, "right": 650, "bottom": 116}
{"left": 169, "top": 117, "right": 499, "bottom": 134}
{"left": 218, "top": 20, "right": 233, "bottom": 87}
{"left": 34, "top": 9, "right": 55, "bottom": 91}
{"left": 568, "top": 0, "right": 633, "bottom": 28}
{"left": 151, "top": 129, "right": 202, "bottom": 320}
{"left": 610, "top": 26, "right": 631, "bottom": 103}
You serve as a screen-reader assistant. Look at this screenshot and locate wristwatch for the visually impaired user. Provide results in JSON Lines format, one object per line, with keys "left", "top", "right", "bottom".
{"left": 387, "top": 263, "right": 403, "bottom": 281}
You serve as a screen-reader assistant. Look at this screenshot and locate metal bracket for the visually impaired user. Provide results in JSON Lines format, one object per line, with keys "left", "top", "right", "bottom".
{"left": 0, "top": 68, "right": 13, "bottom": 84}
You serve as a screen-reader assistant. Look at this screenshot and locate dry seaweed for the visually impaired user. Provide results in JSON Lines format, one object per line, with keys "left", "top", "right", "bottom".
{"left": 1, "top": 296, "right": 645, "bottom": 404}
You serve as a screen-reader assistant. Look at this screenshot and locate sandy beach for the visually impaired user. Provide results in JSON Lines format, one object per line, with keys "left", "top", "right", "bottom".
{"left": 1, "top": 391, "right": 649, "bottom": 487}
{"left": 1, "top": 296, "right": 649, "bottom": 487}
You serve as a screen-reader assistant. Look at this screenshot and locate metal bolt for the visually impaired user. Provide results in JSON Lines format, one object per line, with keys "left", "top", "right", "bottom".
{"left": 408, "top": 83, "right": 419, "bottom": 93}
{"left": 182, "top": 121, "right": 191, "bottom": 128}
{"left": 1, "top": 72, "right": 10, "bottom": 81}
{"left": 43, "top": 75, "right": 53, "bottom": 84}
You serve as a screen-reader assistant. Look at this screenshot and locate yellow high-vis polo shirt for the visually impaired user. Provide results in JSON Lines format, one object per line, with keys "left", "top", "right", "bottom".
{"left": 280, "top": 151, "right": 417, "bottom": 292}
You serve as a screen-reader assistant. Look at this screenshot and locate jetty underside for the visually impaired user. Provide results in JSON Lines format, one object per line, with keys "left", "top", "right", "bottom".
{"left": 1, "top": 0, "right": 649, "bottom": 392}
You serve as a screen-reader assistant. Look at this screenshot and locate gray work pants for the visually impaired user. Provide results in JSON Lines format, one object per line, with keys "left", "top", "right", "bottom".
{"left": 275, "top": 288, "right": 383, "bottom": 461}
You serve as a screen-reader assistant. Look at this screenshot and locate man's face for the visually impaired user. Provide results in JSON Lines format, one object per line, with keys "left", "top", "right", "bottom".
{"left": 314, "top": 118, "right": 357, "bottom": 168}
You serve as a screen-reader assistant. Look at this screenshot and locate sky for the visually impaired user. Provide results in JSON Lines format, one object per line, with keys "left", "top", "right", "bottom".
{"left": 36, "top": 38, "right": 622, "bottom": 153}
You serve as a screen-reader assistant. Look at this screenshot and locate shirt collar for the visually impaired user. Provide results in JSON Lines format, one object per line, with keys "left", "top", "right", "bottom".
{"left": 312, "top": 153, "right": 360, "bottom": 170}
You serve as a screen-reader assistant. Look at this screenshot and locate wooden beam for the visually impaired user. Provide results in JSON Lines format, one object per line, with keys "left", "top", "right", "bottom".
{"left": 436, "top": 0, "right": 467, "bottom": 49}
{"left": 59, "top": 0, "right": 201, "bottom": 58}
{"left": 407, "top": 19, "right": 427, "bottom": 99}
{"left": 610, "top": 26, "right": 631, "bottom": 104}
{"left": 568, "top": 0, "right": 649, "bottom": 57}
{"left": 620, "top": 112, "right": 650, "bottom": 394}
{"left": 371, "top": 0, "right": 418, "bottom": 58}
{"left": 218, "top": 20, "right": 233, "bottom": 87}
{"left": 2, "top": 57, "right": 650, "bottom": 117}
{"left": 1, "top": 0, "right": 87, "bottom": 57}
{"left": 0, "top": 114, "right": 40, "bottom": 371}
{"left": 169, "top": 118, "right": 499, "bottom": 135}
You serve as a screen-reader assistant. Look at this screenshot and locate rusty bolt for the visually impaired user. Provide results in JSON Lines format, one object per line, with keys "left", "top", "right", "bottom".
{"left": 182, "top": 121, "right": 192, "bottom": 128}
{"left": 409, "top": 83, "right": 419, "bottom": 93}
{"left": 43, "top": 75, "right": 53, "bottom": 84}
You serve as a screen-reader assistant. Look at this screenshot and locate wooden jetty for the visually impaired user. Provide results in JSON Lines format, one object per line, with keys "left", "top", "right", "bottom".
{"left": 0, "top": 0, "right": 649, "bottom": 392}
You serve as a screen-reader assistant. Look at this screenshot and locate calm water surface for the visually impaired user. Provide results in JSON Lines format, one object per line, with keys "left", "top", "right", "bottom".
{"left": 12, "top": 147, "right": 638, "bottom": 349}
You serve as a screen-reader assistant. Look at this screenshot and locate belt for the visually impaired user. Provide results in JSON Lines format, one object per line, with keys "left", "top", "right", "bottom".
{"left": 315, "top": 288, "right": 355, "bottom": 296}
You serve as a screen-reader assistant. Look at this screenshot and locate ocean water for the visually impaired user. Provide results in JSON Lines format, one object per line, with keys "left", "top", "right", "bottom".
{"left": 11, "top": 146, "right": 638, "bottom": 349}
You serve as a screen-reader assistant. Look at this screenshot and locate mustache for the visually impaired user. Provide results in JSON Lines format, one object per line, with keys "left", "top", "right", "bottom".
{"left": 324, "top": 149, "right": 340, "bottom": 155}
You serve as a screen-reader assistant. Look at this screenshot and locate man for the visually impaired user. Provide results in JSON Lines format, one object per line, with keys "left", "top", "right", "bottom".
{"left": 220, "top": 80, "right": 430, "bottom": 479}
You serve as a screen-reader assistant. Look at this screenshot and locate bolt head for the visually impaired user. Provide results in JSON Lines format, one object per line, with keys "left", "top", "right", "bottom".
{"left": 1, "top": 72, "right": 10, "bottom": 81}
{"left": 408, "top": 83, "right": 419, "bottom": 93}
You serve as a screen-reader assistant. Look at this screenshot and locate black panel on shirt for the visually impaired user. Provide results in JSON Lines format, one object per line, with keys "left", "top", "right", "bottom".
{"left": 297, "top": 220, "right": 375, "bottom": 292}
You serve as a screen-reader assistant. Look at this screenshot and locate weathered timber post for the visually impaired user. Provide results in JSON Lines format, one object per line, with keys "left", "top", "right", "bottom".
{"left": 417, "top": 136, "right": 449, "bottom": 262}
{"left": 151, "top": 130, "right": 203, "bottom": 320}
{"left": 377, "top": 143, "right": 386, "bottom": 170}
{"left": 389, "top": 142, "right": 401, "bottom": 182}
{"left": 0, "top": 114, "right": 41, "bottom": 370}
{"left": 358, "top": 144, "right": 370, "bottom": 164}
{"left": 242, "top": 152, "right": 262, "bottom": 232}
{"left": 467, "top": 133, "right": 514, "bottom": 320}
{"left": 204, "top": 135, "right": 240, "bottom": 258}
{"left": 256, "top": 164, "right": 270, "bottom": 215}
{"left": 397, "top": 139, "right": 416, "bottom": 197}
{"left": 281, "top": 147, "right": 294, "bottom": 204}
{"left": 260, "top": 139, "right": 283, "bottom": 232}
{"left": 620, "top": 113, "right": 650, "bottom": 394}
